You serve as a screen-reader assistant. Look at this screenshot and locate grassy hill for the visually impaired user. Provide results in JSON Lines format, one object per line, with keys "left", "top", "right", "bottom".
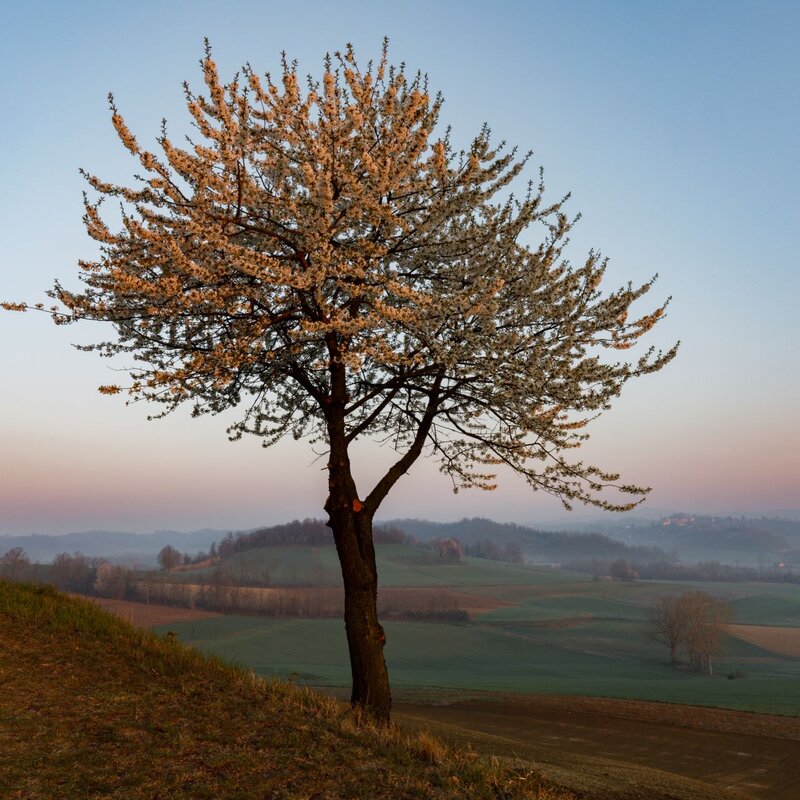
{"left": 0, "top": 580, "right": 575, "bottom": 800}
{"left": 381, "top": 517, "right": 666, "bottom": 561}
{"left": 167, "top": 541, "right": 589, "bottom": 588}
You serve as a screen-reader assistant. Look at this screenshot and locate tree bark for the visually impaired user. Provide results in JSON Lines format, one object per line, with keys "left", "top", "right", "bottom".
{"left": 326, "top": 483, "right": 391, "bottom": 723}
{"left": 324, "top": 366, "right": 391, "bottom": 723}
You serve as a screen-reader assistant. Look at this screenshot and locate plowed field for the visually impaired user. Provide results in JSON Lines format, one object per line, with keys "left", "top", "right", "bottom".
{"left": 397, "top": 695, "right": 800, "bottom": 800}
{"left": 728, "top": 624, "right": 800, "bottom": 657}
{"left": 78, "top": 595, "right": 221, "bottom": 627}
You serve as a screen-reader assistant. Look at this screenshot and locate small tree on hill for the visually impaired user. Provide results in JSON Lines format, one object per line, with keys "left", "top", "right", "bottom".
{"left": 0, "top": 547, "right": 30, "bottom": 581}
{"left": 157, "top": 545, "right": 182, "bottom": 571}
{"left": 3, "top": 42, "right": 676, "bottom": 721}
{"left": 433, "top": 537, "right": 463, "bottom": 562}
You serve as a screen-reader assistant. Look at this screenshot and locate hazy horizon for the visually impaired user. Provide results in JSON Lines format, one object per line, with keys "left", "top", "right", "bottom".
{"left": 4, "top": 506, "right": 800, "bottom": 539}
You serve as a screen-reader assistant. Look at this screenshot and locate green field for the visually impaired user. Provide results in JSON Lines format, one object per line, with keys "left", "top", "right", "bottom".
{"left": 727, "top": 591, "right": 800, "bottom": 626}
{"left": 169, "top": 542, "right": 591, "bottom": 588}
{"left": 157, "top": 567, "right": 800, "bottom": 716}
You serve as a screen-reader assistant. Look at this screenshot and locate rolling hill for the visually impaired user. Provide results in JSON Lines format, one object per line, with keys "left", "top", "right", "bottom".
{"left": 0, "top": 580, "right": 572, "bottom": 800}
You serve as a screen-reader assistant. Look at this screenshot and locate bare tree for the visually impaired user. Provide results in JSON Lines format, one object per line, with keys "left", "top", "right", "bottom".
{"left": 0, "top": 547, "right": 30, "bottom": 581}
{"left": 4, "top": 42, "right": 676, "bottom": 721}
{"left": 649, "top": 591, "right": 731, "bottom": 673}
{"left": 503, "top": 542, "right": 524, "bottom": 564}
{"left": 157, "top": 545, "right": 182, "bottom": 571}
{"left": 648, "top": 594, "right": 686, "bottom": 665}
{"left": 50, "top": 552, "right": 93, "bottom": 593}
{"left": 682, "top": 591, "right": 731, "bottom": 676}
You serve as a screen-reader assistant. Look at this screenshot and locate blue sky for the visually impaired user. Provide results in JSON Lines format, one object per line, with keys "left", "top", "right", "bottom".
{"left": 1, "top": 1, "right": 798, "bottom": 534}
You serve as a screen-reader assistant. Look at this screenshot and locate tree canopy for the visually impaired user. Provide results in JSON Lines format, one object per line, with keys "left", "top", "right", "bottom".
{"left": 39, "top": 40, "right": 676, "bottom": 512}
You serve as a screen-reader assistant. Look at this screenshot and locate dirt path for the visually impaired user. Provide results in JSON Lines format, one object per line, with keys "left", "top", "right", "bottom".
{"left": 395, "top": 696, "right": 800, "bottom": 800}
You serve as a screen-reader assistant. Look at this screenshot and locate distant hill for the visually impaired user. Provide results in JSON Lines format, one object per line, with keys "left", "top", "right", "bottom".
{"left": 382, "top": 517, "right": 666, "bottom": 562}
{"left": 405, "top": 513, "right": 800, "bottom": 566}
{"left": 209, "top": 518, "right": 408, "bottom": 560}
{"left": 598, "top": 514, "right": 800, "bottom": 565}
{"left": 1, "top": 516, "right": 666, "bottom": 567}
{"left": 0, "top": 529, "right": 225, "bottom": 565}
{"left": 9, "top": 511, "right": 795, "bottom": 569}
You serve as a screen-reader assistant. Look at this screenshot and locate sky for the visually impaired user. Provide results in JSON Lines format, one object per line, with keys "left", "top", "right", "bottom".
{"left": 1, "top": 0, "right": 798, "bottom": 536}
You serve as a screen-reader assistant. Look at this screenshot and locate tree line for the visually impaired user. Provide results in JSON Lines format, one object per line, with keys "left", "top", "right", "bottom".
{"left": 1, "top": 548, "right": 134, "bottom": 600}
{"left": 566, "top": 556, "right": 800, "bottom": 585}
{"left": 154, "top": 519, "right": 415, "bottom": 570}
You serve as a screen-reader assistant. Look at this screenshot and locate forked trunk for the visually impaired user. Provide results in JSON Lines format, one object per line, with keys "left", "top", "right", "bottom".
{"left": 320, "top": 359, "right": 434, "bottom": 723}
{"left": 325, "top": 383, "right": 391, "bottom": 722}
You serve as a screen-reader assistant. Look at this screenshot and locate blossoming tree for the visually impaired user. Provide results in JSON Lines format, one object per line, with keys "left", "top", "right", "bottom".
{"left": 4, "top": 42, "right": 676, "bottom": 721}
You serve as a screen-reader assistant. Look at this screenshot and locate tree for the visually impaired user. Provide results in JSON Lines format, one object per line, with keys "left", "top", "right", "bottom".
{"left": 0, "top": 547, "right": 30, "bottom": 581}
{"left": 157, "top": 544, "right": 182, "bottom": 571}
{"left": 50, "top": 551, "right": 93, "bottom": 593}
{"left": 432, "top": 537, "right": 463, "bottom": 562}
{"left": 609, "top": 558, "right": 638, "bottom": 581}
{"left": 681, "top": 590, "right": 731, "bottom": 675}
{"left": 4, "top": 42, "right": 676, "bottom": 721}
{"left": 649, "top": 591, "right": 731, "bottom": 673}
{"left": 93, "top": 561, "right": 129, "bottom": 599}
{"left": 503, "top": 542, "right": 524, "bottom": 564}
{"left": 648, "top": 594, "right": 686, "bottom": 665}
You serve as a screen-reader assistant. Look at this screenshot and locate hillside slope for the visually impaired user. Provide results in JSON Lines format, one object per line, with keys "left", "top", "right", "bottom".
{"left": 0, "top": 581, "right": 570, "bottom": 800}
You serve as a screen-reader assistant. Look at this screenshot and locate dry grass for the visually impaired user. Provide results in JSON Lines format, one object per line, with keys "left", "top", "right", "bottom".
{"left": 0, "top": 581, "right": 573, "bottom": 800}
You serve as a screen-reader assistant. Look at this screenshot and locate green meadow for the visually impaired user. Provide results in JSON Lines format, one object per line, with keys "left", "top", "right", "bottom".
{"left": 167, "top": 542, "right": 590, "bottom": 587}
{"left": 156, "top": 551, "right": 800, "bottom": 716}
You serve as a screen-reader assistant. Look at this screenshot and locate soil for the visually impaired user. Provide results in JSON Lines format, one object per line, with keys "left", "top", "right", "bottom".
{"left": 396, "top": 694, "right": 800, "bottom": 800}
{"left": 728, "top": 624, "right": 800, "bottom": 658}
{"left": 77, "top": 595, "right": 221, "bottom": 628}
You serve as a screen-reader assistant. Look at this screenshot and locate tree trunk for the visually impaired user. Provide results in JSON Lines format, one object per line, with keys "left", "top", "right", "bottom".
{"left": 327, "top": 499, "right": 391, "bottom": 723}
{"left": 324, "top": 373, "right": 391, "bottom": 723}
{"left": 319, "top": 358, "right": 441, "bottom": 722}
